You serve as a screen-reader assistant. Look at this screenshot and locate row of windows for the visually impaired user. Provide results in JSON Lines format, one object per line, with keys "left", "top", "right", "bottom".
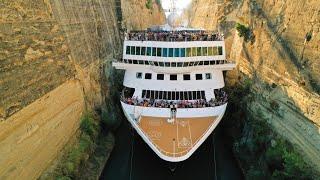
{"left": 142, "top": 90, "right": 206, "bottom": 101}
{"left": 126, "top": 46, "right": 223, "bottom": 57}
{"left": 136, "top": 72, "right": 212, "bottom": 81}
{"left": 121, "top": 59, "right": 229, "bottom": 67}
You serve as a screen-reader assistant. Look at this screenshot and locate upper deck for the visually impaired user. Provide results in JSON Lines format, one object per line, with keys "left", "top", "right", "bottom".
{"left": 126, "top": 30, "right": 224, "bottom": 42}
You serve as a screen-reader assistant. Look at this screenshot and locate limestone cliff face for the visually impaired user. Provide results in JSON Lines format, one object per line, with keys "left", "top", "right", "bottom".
{"left": 189, "top": 0, "right": 320, "bottom": 171}
{"left": 0, "top": 0, "right": 164, "bottom": 179}
{"left": 121, "top": 0, "right": 166, "bottom": 30}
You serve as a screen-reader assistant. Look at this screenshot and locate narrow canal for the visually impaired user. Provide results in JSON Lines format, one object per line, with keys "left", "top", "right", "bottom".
{"left": 100, "top": 120, "right": 243, "bottom": 180}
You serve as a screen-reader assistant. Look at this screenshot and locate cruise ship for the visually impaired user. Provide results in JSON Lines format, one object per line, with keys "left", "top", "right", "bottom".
{"left": 112, "top": 15, "right": 235, "bottom": 162}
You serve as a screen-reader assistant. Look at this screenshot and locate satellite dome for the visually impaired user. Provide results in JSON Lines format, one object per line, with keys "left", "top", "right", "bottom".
{"left": 167, "top": 12, "right": 180, "bottom": 28}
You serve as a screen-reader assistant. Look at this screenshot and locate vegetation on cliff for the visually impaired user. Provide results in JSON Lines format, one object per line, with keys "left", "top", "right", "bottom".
{"left": 222, "top": 76, "right": 319, "bottom": 179}
{"left": 41, "top": 112, "right": 114, "bottom": 180}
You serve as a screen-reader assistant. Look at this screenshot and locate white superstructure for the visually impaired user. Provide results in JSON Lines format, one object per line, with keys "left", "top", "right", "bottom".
{"left": 113, "top": 27, "right": 236, "bottom": 162}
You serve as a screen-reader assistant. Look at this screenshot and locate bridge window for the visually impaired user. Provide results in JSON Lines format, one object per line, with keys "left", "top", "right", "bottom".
{"left": 196, "top": 74, "right": 203, "bottom": 80}
{"left": 136, "top": 72, "right": 142, "bottom": 79}
{"left": 130, "top": 46, "right": 135, "bottom": 55}
{"left": 170, "top": 74, "right": 177, "bottom": 81}
{"left": 186, "top": 48, "right": 192, "bottom": 57}
{"left": 192, "top": 47, "right": 197, "bottom": 56}
{"left": 180, "top": 48, "right": 186, "bottom": 57}
{"left": 202, "top": 47, "right": 208, "bottom": 56}
{"left": 152, "top": 47, "right": 157, "bottom": 56}
{"left": 212, "top": 47, "right": 218, "bottom": 55}
{"left": 183, "top": 74, "right": 191, "bottom": 80}
{"left": 136, "top": 47, "right": 141, "bottom": 55}
{"left": 146, "top": 47, "right": 152, "bottom": 56}
{"left": 174, "top": 48, "right": 180, "bottom": 57}
{"left": 145, "top": 73, "right": 152, "bottom": 80}
{"left": 163, "top": 48, "right": 168, "bottom": 57}
{"left": 126, "top": 46, "right": 130, "bottom": 55}
{"left": 218, "top": 46, "right": 223, "bottom": 55}
{"left": 157, "top": 74, "right": 164, "bottom": 80}
{"left": 197, "top": 47, "right": 202, "bottom": 56}
{"left": 141, "top": 47, "right": 146, "bottom": 55}
{"left": 208, "top": 47, "right": 213, "bottom": 56}
{"left": 169, "top": 48, "right": 174, "bottom": 57}
{"left": 157, "top": 48, "right": 162, "bottom": 57}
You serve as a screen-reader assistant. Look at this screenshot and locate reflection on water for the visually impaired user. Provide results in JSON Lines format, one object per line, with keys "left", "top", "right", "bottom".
{"left": 100, "top": 121, "right": 243, "bottom": 180}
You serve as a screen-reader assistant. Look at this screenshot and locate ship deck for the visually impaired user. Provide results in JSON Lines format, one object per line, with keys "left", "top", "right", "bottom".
{"left": 138, "top": 116, "right": 217, "bottom": 158}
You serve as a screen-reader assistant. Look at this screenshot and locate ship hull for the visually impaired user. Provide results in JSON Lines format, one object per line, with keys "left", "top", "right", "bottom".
{"left": 120, "top": 102, "right": 227, "bottom": 162}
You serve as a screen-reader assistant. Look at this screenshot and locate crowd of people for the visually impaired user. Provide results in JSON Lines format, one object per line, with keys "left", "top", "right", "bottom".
{"left": 121, "top": 91, "right": 228, "bottom": 109}
{"left": 125, "top": 31, "right": 224, "bottom": 42}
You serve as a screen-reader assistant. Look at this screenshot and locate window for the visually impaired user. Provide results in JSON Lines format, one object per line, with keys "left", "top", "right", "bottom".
{"left": 197, "top": 47, "right": 202, "bottom": 56}
{"left": 144, "top": 61, "right": 149, "bottom": 65}
{"left": 210, "top": 60, "right": 215, "bottom": 65}
{"left": 158, "top": 62, "right": 164, "bottom": 67}
{"left": 184, "top": 91, "right": 188, "bottom": 100}
{"left": 208, "top": 47, "right": 213, "bottom": 56}
{"left": 192, "top": 47, "right": 197, "bottom": 56}
{"left": 126, "top": 46, "right": 130, "bottom": 55}
{"left": 151, "top": 91, "right": 155, "bottom": 99}
{"left": 196, "top": 74, "right": 203, "bottom": 80}
{"left": 169, "top": 48, "right": 174, "bottom": 57}
{"left": 170, "top": 74, "right": 177, "bottom": 80}
{"left": 157, "top": 74, "right": 164, "bottom": 80}
{"left": 157, "top": 48, "right": 162, "bottom": 57}
{"left": 142, "top": 90, "right": 146, "bottom": 98}
{"left": 128, "top": 60, "right": 133, "bottom": 64}
{"left": 164, "top": 91, "right": 168, "bottom": 100}
{"left": 147, "top": 47, "right": 152, "bottom": 56}
{"left": 136, "top": 72, "right": 142, "bottom": 79}
{"left": 154, "top": 62, "right": 159, "bottom": 66}
{"left": 212, "top": 47, "right": 218, "bottom": 55}
{"left": 183, "top": 74, "right": 191, "bottom": 80}
{"left": 163, "top": 48, "right": 168, "bottom": 57}
{"left": 199, "top": 61, "right": 204, "bottom": 66}
{"left": 193, "top": 91, "right": 197, "bottom": 99}
{"left": 174, "top": 48, "right": 180, "bottom": 57}
{"left": 177, "top": 62, "right": 183, "bottom": 67}
{"left": 180, "top": 92, "right": 184, "bottom": 100}
{"left": 131, "top": 46, "right": 135, "bottom": 55}
{"left": 205, "top": 73, "right": 212, "bottom": 79}
{"left": 180, "top": 48, "right": 186, "bottom": 57}
{"left": 165, "top": 62, "right": 170, "bottom": 67}
{"left": 136, "top": 46, "right": 141, "bottom": 55}
{"left": 172, "top": 91, "right": 176, "bottom": 100}
{"left": 152, "top": 47, "right": 157, "bottom": 56}
{"left": 186, "top": 48, "right": 192, "bottom": 57}
{"left": 218, "top": 46, "right": 223, "bottom": 55}
{"left": 145, "top": 73, "right": 152, "bottom": 80}
{"left": 201, "top": 91, "right": 206, "bottom": 100}
{"left": 188, "top": 91, "right": 192, "bottom": 100}
{"left": 183, "top": 62, "right": 189, "bottom": 67}
{"left": 155, "top": 91, "right": 159, "bottom": 99}
{"left": 171, "top": 62, "right": 176, "bottom": 67}
{"left": 141, "top": 47, "right": 146, "bottom": 55}
{"left": 202, "top": 47, "right": 208, "bottom": 56}
{"left": 133, "top": 60, "right": 138, "bottom": 64}
{"left": 146, "top": 90, "right": 150, "bottom": 98}
{"left": 138, "top": 60, "right": 144, "bottom": 64}
{"left": 197, "top": 91, "right": 201, "bottom": 99}
{"left": 168, "top": 91, "right": 172, "bottom": 100}
{"left": 159, "top": 91, "right": 163, "bottom": 99}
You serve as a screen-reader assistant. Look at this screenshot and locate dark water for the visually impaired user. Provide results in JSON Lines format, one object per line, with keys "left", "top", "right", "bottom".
{"left": 100, "top": 120, "right": 243, "bottom": 180}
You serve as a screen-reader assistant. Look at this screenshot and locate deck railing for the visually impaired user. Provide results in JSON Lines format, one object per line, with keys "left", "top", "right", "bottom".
{"left": 114, "top": 58, "right": 235, "bottom": 67}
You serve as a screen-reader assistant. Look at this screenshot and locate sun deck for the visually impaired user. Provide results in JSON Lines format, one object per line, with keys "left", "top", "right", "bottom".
{"left": 138, "top": 116, "right": 217, "bottom": 158}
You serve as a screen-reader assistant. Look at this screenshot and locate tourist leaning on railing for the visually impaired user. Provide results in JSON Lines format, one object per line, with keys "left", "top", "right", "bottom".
{"left": 125, "top": 31, "right": 224, "bottom": 42}
{"left": 120, "top": 92, "right": 228, "bottom": 108}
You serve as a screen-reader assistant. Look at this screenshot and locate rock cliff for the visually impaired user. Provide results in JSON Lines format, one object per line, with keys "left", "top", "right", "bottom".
{"left": 188, "top": 0, "right": 320, "bottom": 172}
{"left": 0, "top": 0, "right": 164, "bottom": 179}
